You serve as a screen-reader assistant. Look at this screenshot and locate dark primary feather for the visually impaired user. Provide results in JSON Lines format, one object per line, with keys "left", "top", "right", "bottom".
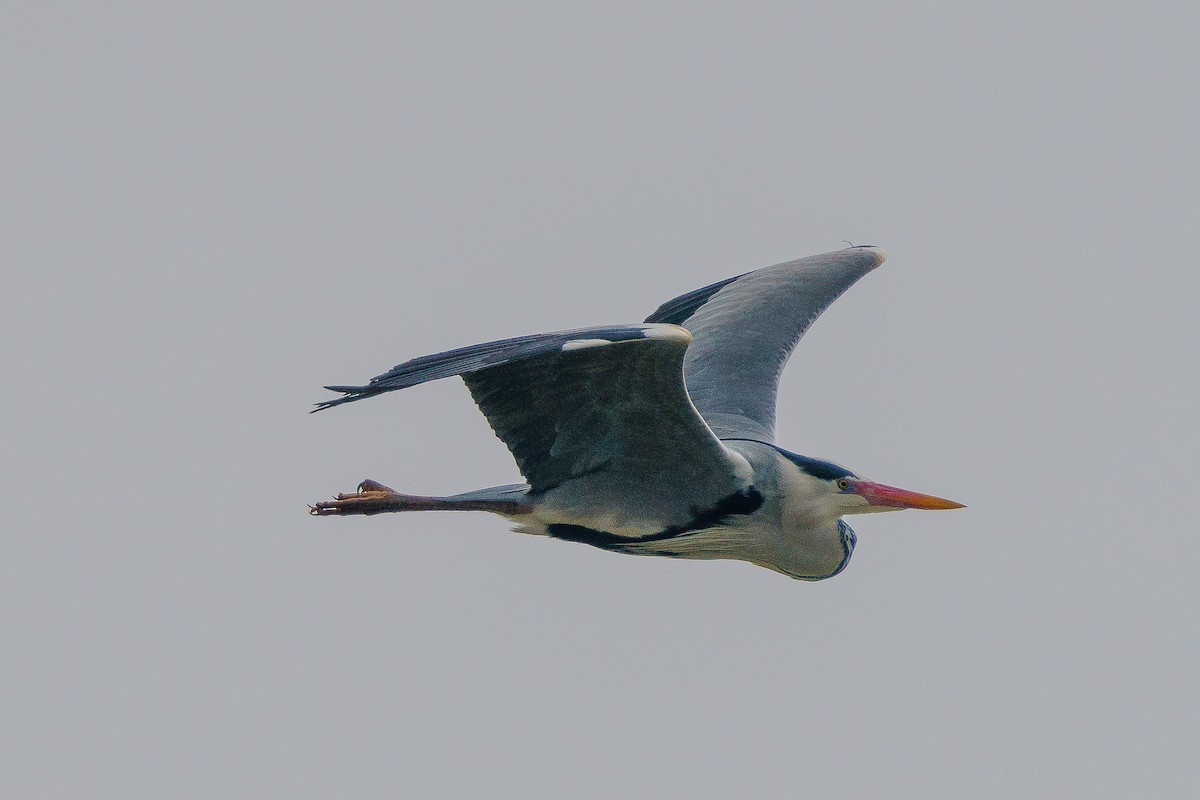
{"left": 313, "top": 325, "right": 660, "bottom": 411}
{"left": 644, "top": 273, "right": 744, "bottom": 326}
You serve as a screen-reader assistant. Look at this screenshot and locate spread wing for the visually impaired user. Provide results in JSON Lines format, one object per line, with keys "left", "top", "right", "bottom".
{"left": 315, "top": 324, "right": 752, "bottom": 527}
{"left": 645, "top": 246, "right": 887, "bottom": 441}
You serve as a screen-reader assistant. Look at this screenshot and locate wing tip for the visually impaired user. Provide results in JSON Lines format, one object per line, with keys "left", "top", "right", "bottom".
{"left": 310, "top": 385, "right": 371, "bottom": 413}
{"left": 848, "top": 244, "right": 887, "bottom": 269}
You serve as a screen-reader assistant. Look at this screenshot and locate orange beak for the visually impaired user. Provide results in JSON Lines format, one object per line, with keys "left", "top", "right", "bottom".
{"left": 852, "top": 480, "right": 966, "bottom": 510}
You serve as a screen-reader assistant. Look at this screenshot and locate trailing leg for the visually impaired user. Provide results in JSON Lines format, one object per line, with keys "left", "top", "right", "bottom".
{"left": 310, "top": 480, "right": 533, "bottom": 517}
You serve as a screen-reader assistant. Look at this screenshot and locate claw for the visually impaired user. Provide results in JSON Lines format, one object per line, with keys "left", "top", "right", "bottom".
{"left": 309, "top": 482, "right": 407, "bottom": 517}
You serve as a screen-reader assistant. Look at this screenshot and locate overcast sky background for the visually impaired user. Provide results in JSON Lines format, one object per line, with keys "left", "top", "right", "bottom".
{"left": 4, "top": 3, "right": 1198, "bottom": 798}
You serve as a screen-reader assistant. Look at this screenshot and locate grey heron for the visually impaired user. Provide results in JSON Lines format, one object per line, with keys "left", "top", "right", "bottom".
{"left": 310, "top": 246, "right": 963, "bottom": 580}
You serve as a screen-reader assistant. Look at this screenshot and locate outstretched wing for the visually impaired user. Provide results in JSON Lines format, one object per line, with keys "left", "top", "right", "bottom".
{"left": 645, "top": 246, "right": 887, "bottom": 442}
{"left": 315, "top": 324, "right": 752, "bottom": 524}
{"left": 313, "top": 325, "right": 665, "bottom": 411}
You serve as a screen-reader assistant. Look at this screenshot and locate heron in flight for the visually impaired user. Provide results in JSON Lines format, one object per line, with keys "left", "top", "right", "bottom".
{"left": 311, "top": 247, "right": 963, "bottom": 580}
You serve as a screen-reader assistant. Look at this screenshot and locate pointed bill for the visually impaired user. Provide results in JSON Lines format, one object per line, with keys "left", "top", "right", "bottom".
{"left": 855, "top": 481, "right": 966, "bottom": 510}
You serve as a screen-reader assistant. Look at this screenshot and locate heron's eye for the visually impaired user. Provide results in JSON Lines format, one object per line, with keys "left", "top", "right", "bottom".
{"left": 836, "top": 478, "right": 851, "bottom": 491}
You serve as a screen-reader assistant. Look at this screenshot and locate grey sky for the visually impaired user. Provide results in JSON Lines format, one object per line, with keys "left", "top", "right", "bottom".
{"left": 4, "top": 2, "right": 1198, "bottom": 798}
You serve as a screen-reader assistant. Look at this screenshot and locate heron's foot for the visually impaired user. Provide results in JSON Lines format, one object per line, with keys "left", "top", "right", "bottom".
{"left": 310, "top": 479, "right": 408, "bottom": 516}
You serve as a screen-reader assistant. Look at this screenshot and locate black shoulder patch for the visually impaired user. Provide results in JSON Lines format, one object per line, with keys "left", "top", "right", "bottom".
{"left": 661, "top": 487, "right": 763, "bottom": 537}
{"left": 547, "top": 487, "right": 764, "bottom": 553}
{"left": 644, "top": 273, "right": 745, "bottom": 326}
{"left": 546, "top": 523, "right": 635, "bottom": 550}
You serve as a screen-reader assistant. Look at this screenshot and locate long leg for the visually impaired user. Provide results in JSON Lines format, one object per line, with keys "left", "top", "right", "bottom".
{"left": 310, "top": 479, "right": 533, "bottom": 517}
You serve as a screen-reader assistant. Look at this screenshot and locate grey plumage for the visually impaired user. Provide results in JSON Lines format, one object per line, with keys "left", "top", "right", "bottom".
{"left": 656, "top": 248, "right": 882, "bottom": 442}
{"left": 311, "top": 246, "right": 965, "bottom": 580}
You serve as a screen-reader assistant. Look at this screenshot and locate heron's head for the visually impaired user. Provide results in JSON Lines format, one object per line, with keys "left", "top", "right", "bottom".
{"left": 781, "top": 451, "right": 965, "bottom": 516}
